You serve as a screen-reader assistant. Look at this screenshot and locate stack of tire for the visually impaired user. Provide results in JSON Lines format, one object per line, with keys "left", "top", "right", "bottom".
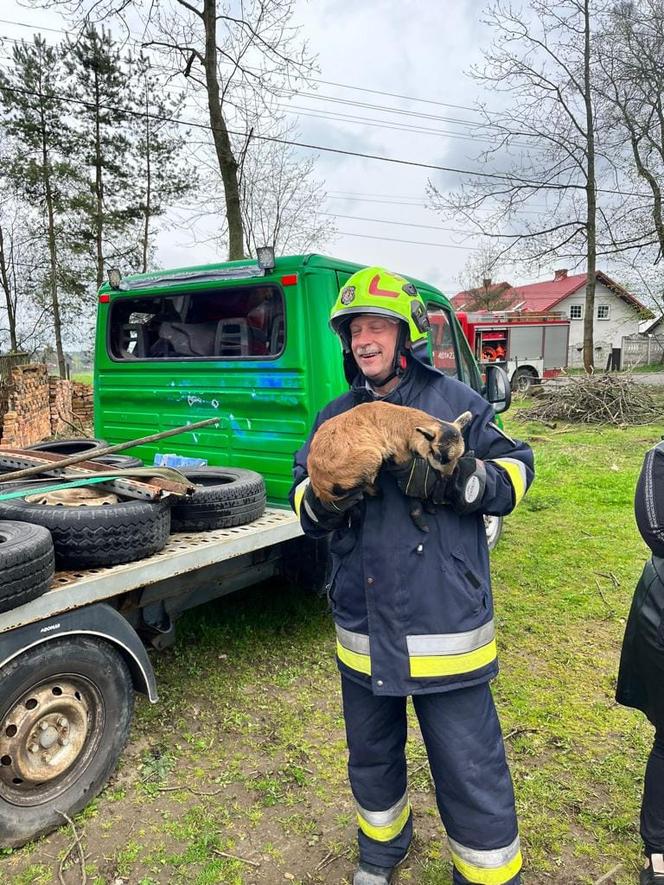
{"left": 0, "top": 438, "right": 266, "bottom": 613}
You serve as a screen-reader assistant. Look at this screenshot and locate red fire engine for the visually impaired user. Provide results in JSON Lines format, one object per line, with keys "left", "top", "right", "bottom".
{"left": 455, "top": 310, "right": 570, "bottom": 391}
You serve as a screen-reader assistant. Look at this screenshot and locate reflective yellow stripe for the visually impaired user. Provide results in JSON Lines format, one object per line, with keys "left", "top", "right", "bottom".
{"left": 357, "top": 799, "right": 411, "bottom": 842}
{"left": 336, "top": 639, "right": 372, "bottom": 675}
{"left": 451, "top": 848, "right": 522, "bottom": 885}
{"left": 492, "top": 457, "right": 527, "bottom": 505}
{"left": 409, "top": 638, "right": 497, "bottom": 678}
{"left": 293, "top": 478, "right": 309, "bottom": 518}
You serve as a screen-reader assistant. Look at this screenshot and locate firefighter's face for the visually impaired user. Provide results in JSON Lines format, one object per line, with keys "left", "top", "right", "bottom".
{"left": 349, "top": 315, "right": 400, "bottom": 384}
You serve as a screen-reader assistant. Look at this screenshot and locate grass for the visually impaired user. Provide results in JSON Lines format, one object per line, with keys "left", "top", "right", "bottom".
{"left": 70, "top": 371, "right": 93, "bottom": 385}
{"left": 3, "top": 399, "right": 664, "bottom": 883}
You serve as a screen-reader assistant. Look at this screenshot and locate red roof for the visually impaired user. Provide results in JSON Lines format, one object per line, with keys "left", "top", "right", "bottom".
{"left": 452, "top": 270, "right": 650, "bottom": 315}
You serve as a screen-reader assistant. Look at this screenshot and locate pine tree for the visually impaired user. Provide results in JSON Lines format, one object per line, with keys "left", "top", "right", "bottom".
{"left": 64, "top": 25, "right": 141, "bottom": 289}
{"left": 0, "top": 36, "right": 82, "bottom": 378}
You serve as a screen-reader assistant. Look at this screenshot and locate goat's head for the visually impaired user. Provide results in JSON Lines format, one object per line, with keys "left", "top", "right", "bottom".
{"left": 415, "top": 410, "right": 472, "bottom": 472}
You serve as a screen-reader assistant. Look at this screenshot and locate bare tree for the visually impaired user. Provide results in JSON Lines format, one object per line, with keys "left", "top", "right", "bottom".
{"left": 456, "top": 242, "right": 515, "bottom": 310}
{"left": 597, "top": 1, "right": 664, "bottom": 268}
{"left": 238, "top": 115, "right": 336, "bottom": 255}
{"left": 427, "top": 0, "right": 606, "bottom": 370}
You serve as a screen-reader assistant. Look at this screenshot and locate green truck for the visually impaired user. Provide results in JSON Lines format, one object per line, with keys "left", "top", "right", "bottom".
{"left": 0, "top": 253, "right": 511, "bottom": 847}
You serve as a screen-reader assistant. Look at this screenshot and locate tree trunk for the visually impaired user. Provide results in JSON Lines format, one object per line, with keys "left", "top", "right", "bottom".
{"left": 142, "top": 88, "right": 151, "bottom": 273}
{"left": 582, "top": 0, "right": 597, "bottom": 374}
{"left": 40, "top": 98, "right": 66, "bottom": 378}
{"left": 0, "top": 225, "right": 18, "bottom": 351}
{"left": 202, "top": 0, "right": 244, "bottom": 260}
{"left": 94, "top": 66, "right": 104, "bottom": 290}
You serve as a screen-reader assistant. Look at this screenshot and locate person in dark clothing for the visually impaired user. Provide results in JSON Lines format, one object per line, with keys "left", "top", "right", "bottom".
{"left": 289, "top": 267, "right": 535, "bottom": 885}
{"left": 617, "top": 441, "right": 664, "bottom": 884}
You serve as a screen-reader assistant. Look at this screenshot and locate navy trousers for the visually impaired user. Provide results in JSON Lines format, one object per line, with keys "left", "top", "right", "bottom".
{"left": 341, "top": 676, "right": 521, "bottom": 884}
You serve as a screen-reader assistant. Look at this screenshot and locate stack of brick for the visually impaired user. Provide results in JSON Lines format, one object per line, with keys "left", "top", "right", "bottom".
{"left": 49, "top": 378, "right": 74, "bottom": 436}
{"left": 71, "top": 381, "right": 94, "bottom": 431}
{"left": 0, "top": 364, "right": 52, "bottom": 448}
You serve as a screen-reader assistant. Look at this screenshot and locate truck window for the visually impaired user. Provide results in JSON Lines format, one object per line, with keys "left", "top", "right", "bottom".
{"left": 427, "top": 305, "right": 458, "bottom": 376}
{"left": 108, "top": 284, "right": 285, "bottom": 360}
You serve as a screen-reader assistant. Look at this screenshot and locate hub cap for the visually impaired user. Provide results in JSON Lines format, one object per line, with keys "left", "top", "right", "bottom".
{"left": 0, "top": 677, "right": 103, "bottom": 806}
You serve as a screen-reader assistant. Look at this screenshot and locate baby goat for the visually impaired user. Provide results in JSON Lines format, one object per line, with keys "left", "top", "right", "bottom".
{"left": 307, "top": 401, "right": 472, "bottom": 529}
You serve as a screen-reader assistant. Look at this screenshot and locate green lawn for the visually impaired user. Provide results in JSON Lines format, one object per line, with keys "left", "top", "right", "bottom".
{"left": 3, "top": 400, "right": 664, "bottom": 884}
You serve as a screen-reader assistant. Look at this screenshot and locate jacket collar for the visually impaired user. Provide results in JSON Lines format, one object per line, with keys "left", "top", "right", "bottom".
{"left": 350, "top": 358, "right": 442, "bottom": 406}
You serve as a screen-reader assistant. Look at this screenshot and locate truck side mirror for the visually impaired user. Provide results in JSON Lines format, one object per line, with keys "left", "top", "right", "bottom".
{"left": 485, "top": 364, "right": 511, "bottom": 414}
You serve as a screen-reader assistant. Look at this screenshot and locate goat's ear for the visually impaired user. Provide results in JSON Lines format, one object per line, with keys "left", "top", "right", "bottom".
{"left": 453, "top": 410, "right": 472, "bottom": 430}
{"left": 416, "top": 426, "right": 436, "bottom": 441}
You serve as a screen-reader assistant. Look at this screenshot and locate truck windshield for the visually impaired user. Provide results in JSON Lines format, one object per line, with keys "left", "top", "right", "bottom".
{"left": 107, "top": 284, "right": 285, "bottom": 360}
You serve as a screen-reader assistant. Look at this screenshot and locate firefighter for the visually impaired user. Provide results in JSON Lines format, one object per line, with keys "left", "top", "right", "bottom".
{"left": 290, "top": 267, "right": 534, "bottom": 885}
{"left": 617, "top": 442, "right": 664, "bottom": 884}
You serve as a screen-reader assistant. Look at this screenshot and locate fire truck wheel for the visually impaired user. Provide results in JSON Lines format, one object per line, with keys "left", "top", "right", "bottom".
{"left": 170, "top": 468, "right": 266, "bottom": 532}
{"left": 0, "top": 637, "right": 133, "bottom": 848}
{"left": 0, "top": 521, "right": 55, "bottom": 613}
{"left": 0, "top": 484, "right": 170, "bottom": 568}
{"left": 511, "top": 368, "right": 538, "bottom": 393}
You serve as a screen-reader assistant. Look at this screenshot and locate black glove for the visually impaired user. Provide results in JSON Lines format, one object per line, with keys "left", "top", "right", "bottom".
{"left": 444, "top": 456, "right": 487, "bottom": 514}
{"left": 385, "top": 457, "right": 448, "bottom": 504}
{"left": 301, "top": 481, "right": 363, "bottom": 530}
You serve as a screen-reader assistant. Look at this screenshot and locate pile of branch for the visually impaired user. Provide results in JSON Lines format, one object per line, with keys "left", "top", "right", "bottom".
{"left": 524, "top": 374, "right": 660, "bottom": 426}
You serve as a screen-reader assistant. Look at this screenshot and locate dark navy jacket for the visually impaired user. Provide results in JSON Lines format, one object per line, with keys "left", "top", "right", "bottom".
{"left": 290, "top": 360, "right": 534, "bottom": 697}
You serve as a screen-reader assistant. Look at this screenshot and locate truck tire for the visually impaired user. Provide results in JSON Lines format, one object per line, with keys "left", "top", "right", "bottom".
{"left": 511, "top": 368, "right": 538, "bottom": 393}
{"left": 26, "top": 438, "right": 108, "bottom": 455}
{"left": 0, "top": 521, "right": 55, "bottom": 613}
{"left": 0, "top": 636, "right": 133, "bottom": 848}
{"left": 170, "top": 468, "right": 266, "bottom": 532}
{"left": 0, "top": 487, "right": 170, "bottom": 568}
{"left": 484, "top": 514, "right": 503, "bottom": 551}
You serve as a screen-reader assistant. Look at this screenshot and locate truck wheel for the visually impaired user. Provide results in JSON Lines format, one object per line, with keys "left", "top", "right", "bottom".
{"left": 511, "top": 368, "right": 538, "bottom": 393}
{"left": 170, "top": 468, "right": 266, "bottom": 532}
{"left": 0, "top": 637, "right": 133, "bottom": 848}
{"left": 484, "top": 515, "right": 503, "bottom": 551}
{"left": 0, "top": 486, "right": 170, "bottom": 568}
{"left": 0, "top": 521, "right": 55, "bottom": 613}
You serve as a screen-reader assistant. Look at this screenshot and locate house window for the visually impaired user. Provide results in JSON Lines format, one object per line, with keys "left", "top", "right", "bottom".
{"left": 597, "top": 304, "right": 610, "bottom": 320}
{"left": 569, "top": 304, "right": 583, "bottom": 320}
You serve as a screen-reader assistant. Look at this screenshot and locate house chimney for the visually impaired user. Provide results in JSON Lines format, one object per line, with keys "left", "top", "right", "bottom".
{"left": 482, "top": 277, "right": 492, "bottom": 289}
{"left": 554, "top": 268, "right": 568, "bottom": 281}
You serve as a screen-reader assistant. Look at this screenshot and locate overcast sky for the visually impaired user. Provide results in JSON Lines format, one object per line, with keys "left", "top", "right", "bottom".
{"left": 0, "top": 0, "right": 579, "bottom": 297}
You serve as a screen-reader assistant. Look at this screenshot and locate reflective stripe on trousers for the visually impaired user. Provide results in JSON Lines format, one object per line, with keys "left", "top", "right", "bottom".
{"left": 356, "top": 790, "right": 411, "bottom": 843}
{"left": 449, "top": 835, "right": 522, "bottom": 885}
{"left": 335, "top": 622, "right": 497, "bottom": 679}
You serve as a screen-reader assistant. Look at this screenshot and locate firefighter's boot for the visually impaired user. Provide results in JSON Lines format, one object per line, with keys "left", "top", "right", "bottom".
{"left": 353, "top": 861, "right": 395, "bottom": 885}
{"left": 641, "top": 856, "right": 664, "bottom": 884}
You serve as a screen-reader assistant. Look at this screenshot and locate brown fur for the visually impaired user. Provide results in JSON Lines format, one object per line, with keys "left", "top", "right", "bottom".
{"left": 307, "top": 401, "right": 472, "bottom": 503}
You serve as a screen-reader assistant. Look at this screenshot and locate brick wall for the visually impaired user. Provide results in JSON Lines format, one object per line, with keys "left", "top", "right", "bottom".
{"left": 0, "top": 364, "right": 93, "bottom": 447}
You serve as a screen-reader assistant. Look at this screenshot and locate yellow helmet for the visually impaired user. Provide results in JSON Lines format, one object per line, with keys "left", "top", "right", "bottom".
{"left": 330, "top": 266, "right": 430, "bottom": 345}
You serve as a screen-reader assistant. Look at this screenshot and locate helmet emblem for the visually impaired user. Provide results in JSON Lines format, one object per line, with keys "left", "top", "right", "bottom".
{"left": 340, "top": 285, "right": 356, "bottom": 304}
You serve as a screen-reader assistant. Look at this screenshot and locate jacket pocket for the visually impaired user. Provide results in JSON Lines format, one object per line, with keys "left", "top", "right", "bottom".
{"left": 450, "top": 547, "right": 488, "bottom": 616}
